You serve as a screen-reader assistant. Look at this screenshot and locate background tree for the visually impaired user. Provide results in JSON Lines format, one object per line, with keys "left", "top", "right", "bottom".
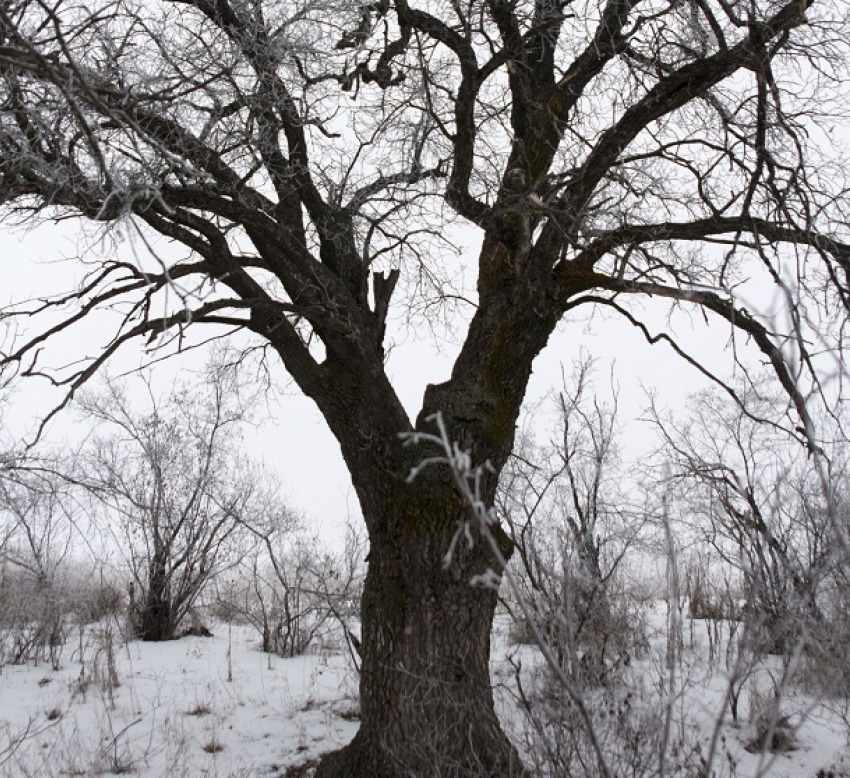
{"left": 218, "top": 520, "right": 366, "bottom": 659}
{"left": 76, "top": 363, "right": 267, "bottom": 641}
{"left": 0, "top": 469, "right": 75, "bottom": 666}
{"left": 498, "top": 358, "right": 644, "bottom": 686}
{"left": 1, "top": 1, "right": 849, "bottom": 775}
{"left": 652, "top": 387, "right": 843, "bottom": 654}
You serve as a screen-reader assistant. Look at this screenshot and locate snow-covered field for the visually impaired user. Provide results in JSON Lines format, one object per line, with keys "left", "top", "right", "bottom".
{"left": 0, "top": 622, "right": 359, "bottom": 777}
{"left": 0, "top": 607, "right": 847, "bottom": 777}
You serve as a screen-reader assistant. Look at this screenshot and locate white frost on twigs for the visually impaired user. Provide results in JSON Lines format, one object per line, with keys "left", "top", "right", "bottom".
{"left": 400, "top": 412, "right": 496, "bottom": 568}
{"left": 469, "top": 568, "right": 502, "bottom": 590}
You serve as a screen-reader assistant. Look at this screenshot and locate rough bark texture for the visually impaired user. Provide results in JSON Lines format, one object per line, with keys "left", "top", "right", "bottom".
{"left": 317, "top": 479, "right": 524, "bottom": 778}
{"left": 310, "top": 263, "right": 556, "bottom": 775}
{"left": 135, "top": 558, "right": 175, "bottom": 641}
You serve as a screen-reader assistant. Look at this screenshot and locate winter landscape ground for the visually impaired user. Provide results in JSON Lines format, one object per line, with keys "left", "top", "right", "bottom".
{"left": 1, "top": 604, "right": 847, "bottom": 778}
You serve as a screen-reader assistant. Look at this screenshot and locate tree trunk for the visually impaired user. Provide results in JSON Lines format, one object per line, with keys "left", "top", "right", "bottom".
{"left": 317, "top": 480, "right": 526, "bottom": 778}
{"left": 308, "top": 239, "right": 556, "bottom": 776}
{"left": 136, "top": 558, "right": 174, "bottom": 641}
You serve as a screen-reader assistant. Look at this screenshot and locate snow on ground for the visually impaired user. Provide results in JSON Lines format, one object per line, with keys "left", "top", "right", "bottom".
{"left": 491, "top": 605, "right": 850, "bottom": 778}
{"left": 0, "top": 606, "right": 847, "bottom": 777}
{"left": 639, "top": 605, "right": 849, "bottom": 778}
{"left": 0, "top": 622, "right": 359, "bottom": 777}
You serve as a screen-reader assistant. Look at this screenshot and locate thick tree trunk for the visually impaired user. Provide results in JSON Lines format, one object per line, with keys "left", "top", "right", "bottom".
{"left": 317, "top": 480, "right": 526, "bottom": 778}
{"left": 310, "top": 241, "right": 557, "bottom": 777}
{"left": 135, "top": 559, "right": 174, "bottom": 641}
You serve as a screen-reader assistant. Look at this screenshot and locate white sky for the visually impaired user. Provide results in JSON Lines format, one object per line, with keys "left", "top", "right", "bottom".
{"left": 0, "top": 217, "right": 769, "bottom": 546}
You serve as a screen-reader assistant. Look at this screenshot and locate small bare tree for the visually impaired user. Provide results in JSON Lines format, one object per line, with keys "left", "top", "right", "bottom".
{"left": 76, "top": 362, "right": 261, "bottom": 640}
{"left": 651, "top": 387, "right": 838, "bottom": 655}
{"left": 499, "top": 359, "right": 646, "bottom": 687}
{"left": 223, "top": 521, "right": 365, "bottom": 660}
{"left": 0, "top": 469, "right": 75, "bottom": 666}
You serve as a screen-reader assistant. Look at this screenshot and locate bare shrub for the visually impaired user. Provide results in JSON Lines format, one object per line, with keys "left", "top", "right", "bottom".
{"left": 500, "top": 360, "right": 648, "bottom": 688}
{"left": 507, "top": 564, "right": 647, "bottom": 689}
{"left": 795, "top": 564, "right": 850, "bottom": 729}
{"left": 511, "top": 664, "right": 705, "bottom": 778}
{"left": 0, "top": 568, "right": 69, "bottom": 668}
{"left": 73, "top": 580, "right": 124, "bottom": 625}
{"left": 684, "top": 557, "right": 742, "bottom": 623}
{"left": 0, "top": 469, "right": 76, "bottom": 667}
{"left": 217, "top": 520, "right": 365, "bottom": 659}
{"left": 743, "top": 682, "right": 799, "bottom": 755}
{"left": 650, "top": 388, "right": 844, "bottom": 660}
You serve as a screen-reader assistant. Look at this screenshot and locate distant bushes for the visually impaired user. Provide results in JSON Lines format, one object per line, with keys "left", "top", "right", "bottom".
{"left": 0, "top": 564, "right": 124, "bottom": 666}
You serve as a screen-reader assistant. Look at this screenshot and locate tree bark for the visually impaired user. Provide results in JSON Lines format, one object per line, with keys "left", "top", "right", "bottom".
{"left": 135, "top": 557, "right": 174, "bottom": 641}
{"left": 317, "top": 475, "right": 525, "bottom": 778}
{"left": 308, "top": 237, "right": 557, "bottom": 777}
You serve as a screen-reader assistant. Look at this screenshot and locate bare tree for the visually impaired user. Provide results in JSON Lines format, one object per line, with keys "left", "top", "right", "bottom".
{"left": 0, "top": 469, "right": 75, "bottom": 666}
{"left": 651, "top": 387, "right": 841, "bottom": 654}
{"left": 76, "top": 363, "right": 262, "bottom": 640}
{"left": 1, "top": 1, "right": 849, "bottom": 774}
{"left": 221, "top": 520, "right": 365, "bottom": 659}
{"left": 0, "top": 373, "right": 92, "bottom": 666}
{"left": 499, "top": 358, "right": 644, "bottom": 686}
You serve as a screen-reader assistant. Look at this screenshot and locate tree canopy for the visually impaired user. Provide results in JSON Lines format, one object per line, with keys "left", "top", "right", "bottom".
{"left": 1, "top": 0, "right": 847, "bottom": 437}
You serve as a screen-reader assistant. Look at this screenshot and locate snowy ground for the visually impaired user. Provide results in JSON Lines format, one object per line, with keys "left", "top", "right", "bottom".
{"left": 0, "top": 621, "right": 359, "bottom": 777}
{"left": 0, "top": 607, "right": 847, "bottom": 777}
{"left": 633, "top": 610, "right": 850, "bottom": 778}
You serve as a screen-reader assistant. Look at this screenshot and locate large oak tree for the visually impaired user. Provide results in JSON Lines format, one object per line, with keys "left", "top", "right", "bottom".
{"left": 1, "top": 1, "right": 848, "bottom": 775}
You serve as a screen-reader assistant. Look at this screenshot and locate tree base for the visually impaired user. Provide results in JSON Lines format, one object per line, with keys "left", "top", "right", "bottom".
{"left": 315, "top": 720, "right": 528, "bottom": 778}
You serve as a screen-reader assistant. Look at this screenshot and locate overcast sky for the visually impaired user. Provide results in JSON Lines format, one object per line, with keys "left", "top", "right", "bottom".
{"left": 0, "top": 215, "right": 769, "bottom": 545}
